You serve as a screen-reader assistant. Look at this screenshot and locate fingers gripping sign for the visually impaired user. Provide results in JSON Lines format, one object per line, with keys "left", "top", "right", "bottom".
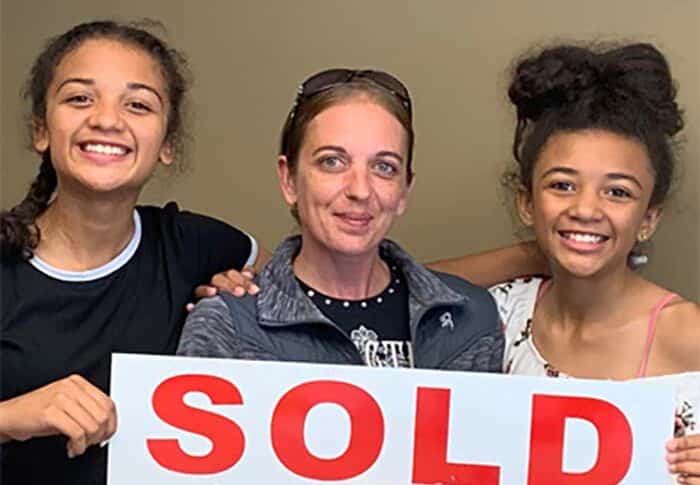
{"left": 668, "top": 434, "right": 700, "bottom": 484}
{"left": 0, "top": 374, "right": 117, "bottom": 458}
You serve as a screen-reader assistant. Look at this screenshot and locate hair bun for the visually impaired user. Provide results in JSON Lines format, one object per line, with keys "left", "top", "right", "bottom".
{"left": 600, "top": 43, "right": 683, "bottom": 136}
{"left": 509, "top": 43, "right": 683, "bottom": 136}
{"left": 509, "top": 45, "right": 598, "bottom": 121}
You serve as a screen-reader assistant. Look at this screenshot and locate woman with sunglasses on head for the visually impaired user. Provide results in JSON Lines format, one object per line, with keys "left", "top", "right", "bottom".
{"left": 0, "top": 20, "right": 266, "bottom": 485}
{"left": 178, "top": 68, "right": 504, "bottom": 374}
{"left": 433, "top": 42, "right": 700, "bottom": 483}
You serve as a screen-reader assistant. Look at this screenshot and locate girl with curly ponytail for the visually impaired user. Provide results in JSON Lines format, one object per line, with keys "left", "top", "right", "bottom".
{"left": 485, "top": 42, "right": 700, "bottom": 482}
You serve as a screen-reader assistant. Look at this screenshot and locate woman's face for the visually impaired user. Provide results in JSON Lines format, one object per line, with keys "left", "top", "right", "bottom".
{"left": 33, "top": 38, "right": 172, "bottom": 196}
{"left": 278, "top": 97, "right": 412, "bottom": 259}
{"left": 518, "top": 129, "right": 661, "bottom": 278}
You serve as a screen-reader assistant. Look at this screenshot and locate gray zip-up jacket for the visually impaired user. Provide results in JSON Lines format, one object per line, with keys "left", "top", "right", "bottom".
{"left": 178, "top": 236, "right": 503, "bottom": 372}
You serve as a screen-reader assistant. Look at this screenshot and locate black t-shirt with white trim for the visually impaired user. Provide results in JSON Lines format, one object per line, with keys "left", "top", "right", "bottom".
{"left": 0, "top": 202, "right": 255, "bottom": 485}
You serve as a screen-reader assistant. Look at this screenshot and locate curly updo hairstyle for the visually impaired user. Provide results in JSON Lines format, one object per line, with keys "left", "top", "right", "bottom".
{"left": 0, "top": 19, "right": 190, "bottom": 261}
{"left": 508, "top": 42, "right": 683, "bottom": 207}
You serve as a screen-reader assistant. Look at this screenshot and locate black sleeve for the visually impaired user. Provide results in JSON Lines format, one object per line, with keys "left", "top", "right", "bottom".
{"left": 161, "top": 202, "right": 255, "bottom": 284}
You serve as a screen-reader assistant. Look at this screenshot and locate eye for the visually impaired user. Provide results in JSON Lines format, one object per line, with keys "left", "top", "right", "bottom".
{"left": 373, "top": 160, "right": 399, "bottom": 178}
{"left": 548, "top": 180, "right": 575, "bottom": 192}
{"left": 319, "top": 155, "right": 346, "bottom": 171}
{"left": 607, "top": 187, "right": 632, "bottom": 199}
{"left": 126, "top": 100, "right": 153, "bottom": 113}
{"left": 65, "top": 94, "right": 92, "bottom": 106}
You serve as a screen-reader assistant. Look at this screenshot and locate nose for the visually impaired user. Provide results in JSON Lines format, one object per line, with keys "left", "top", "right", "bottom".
{"left": 567, "top": 188, "right": 603, "bottom": 221}
{"left": 345, "top": 165, "right": 371, "bottom": 201}
{"left": 87, "top": 99, "right": 124, "bottom": 132}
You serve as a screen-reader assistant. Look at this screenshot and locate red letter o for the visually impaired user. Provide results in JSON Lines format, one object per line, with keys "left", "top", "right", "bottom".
{"left": 271, "top": 380, "right": 384, "bottom": 480}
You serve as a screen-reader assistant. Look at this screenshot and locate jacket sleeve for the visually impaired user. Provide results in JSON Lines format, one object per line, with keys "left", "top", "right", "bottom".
{"left": 177, "top": 296, "right": 239, "bottom": 358}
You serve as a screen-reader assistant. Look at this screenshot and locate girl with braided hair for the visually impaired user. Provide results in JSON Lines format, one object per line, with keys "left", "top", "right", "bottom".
{"left": 0, "top": 20, "right": 265, "bottom": 484}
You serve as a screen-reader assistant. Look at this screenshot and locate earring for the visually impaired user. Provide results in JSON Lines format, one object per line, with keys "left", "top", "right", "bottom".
{"left": 631, "top": 231, "right": 650, "bottom": 267}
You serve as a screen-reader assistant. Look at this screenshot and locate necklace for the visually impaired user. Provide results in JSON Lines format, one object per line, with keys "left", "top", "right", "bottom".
{"left": 297, "top": 264, "right": 403, "bottom": 310}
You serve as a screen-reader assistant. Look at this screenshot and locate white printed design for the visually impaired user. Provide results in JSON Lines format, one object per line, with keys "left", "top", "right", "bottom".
{"left": 350, "top": 325, "right": 414, "bottom": 368}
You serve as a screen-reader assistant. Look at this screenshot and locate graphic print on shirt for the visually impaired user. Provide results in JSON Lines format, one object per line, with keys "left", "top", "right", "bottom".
{"left": 350, "top": 324, "right": 413, "bottom": 368}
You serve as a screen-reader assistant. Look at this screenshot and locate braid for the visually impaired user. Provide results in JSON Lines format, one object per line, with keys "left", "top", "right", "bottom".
{"left": 3, "top": 19, "right": 191, "bottom": 261}
{"left": 0, "top": 153, "right": 57, "bottom": 260}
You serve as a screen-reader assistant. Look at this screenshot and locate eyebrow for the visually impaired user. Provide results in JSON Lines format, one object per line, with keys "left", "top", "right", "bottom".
{"left": 56, "top": 77, "right": 94, "bottom": 93}
{"left": 127, "top": 82, "right": 164, "bottom": 105}
{"left": 541, "top": 166, "right": 643, "bottom": 189}
{"left": 541, "top": 166, "right": 577, "bottom": 178}
{"left": 55, "top": 78, "right": 164, "bottom": 105}
{"left": 606, "top": 172, "right": 643, "bottom": 190}
{"left": 312, "top": 145, "right": 404, "bottom": 163}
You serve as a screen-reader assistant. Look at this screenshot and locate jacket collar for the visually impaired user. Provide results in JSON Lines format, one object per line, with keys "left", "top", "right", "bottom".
{"left": 257, "top": 235, "right": 468, "bottom": 327}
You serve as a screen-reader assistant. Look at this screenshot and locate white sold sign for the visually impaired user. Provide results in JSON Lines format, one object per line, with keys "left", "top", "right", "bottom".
{"left": 108, "top": 353, "right": 681, "bottom": 484}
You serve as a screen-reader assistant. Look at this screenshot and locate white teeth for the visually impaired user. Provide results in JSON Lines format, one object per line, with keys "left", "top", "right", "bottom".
{"left": 83, "top": 143, "right": 127, "bottom": 156}
{"left": 564, "top": 232, "right": 604, "bottom": 244}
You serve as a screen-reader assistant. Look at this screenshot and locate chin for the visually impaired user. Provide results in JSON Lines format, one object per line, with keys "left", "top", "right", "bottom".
{"left": 325, "top": 236, "right": 382, "bottom": 258}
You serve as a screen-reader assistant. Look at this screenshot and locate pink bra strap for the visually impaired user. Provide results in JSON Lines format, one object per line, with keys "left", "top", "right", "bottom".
{"left": 637, "top": 293, "right": 677, "bottom": 377}
{"left": 536, "top": 279, "right": 552, "bottom": 302}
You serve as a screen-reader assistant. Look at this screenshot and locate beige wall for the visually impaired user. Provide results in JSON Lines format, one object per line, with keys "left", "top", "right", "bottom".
{"left": 2, "top": 0, "right": 698, "bottom": 300}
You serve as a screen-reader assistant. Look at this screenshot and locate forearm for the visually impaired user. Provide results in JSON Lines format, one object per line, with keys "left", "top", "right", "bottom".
{"left": 0, "top": 399, "right": 13, "bottom": 443}
{"left": 426, "top": 240, "right": 548, "bottom": 287}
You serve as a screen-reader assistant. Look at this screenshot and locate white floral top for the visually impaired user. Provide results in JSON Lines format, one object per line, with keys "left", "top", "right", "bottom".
{"left": 489, "top": 277, "right": 565, "bottom": 376}
{"left": 489, "top": 277, "right": 698, "bottom": 443}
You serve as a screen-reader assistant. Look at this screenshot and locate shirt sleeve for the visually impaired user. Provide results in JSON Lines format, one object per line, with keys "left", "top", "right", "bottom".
{"left": 164, "top": 202, "right": 256, "bottom": 283}
{"left": 488, "top": 277, "right": 542, "bottom": 332}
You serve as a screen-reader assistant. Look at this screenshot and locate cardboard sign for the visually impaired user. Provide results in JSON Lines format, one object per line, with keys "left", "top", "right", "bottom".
{"left": 108, "top": 353, "right": 680, "bottom": 484}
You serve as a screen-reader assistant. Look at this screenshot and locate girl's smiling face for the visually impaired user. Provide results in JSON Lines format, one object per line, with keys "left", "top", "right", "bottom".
{"left": 33, "top": 38, "right": 172, "bottom": 196}
{"left": 518, "top": 129, "right": 662, "bottom": 278}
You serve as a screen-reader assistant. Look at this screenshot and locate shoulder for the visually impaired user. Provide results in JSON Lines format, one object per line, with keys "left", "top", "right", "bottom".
{"left": 656, "top": 296, "right": 700, "bottom": 371}
{"left": 431, "top": 270, "right": 488, "bottom": 298}
{"left": 489, "top": 276, "right": 544, "bottom": 304}
{"left": 137, "top": 201, "right": 241, "bottom": 235}
{"left": 178, "top": 294, "right": 252, "bottom": 357}
{"left": 138, "top": 201, "right": 256, "bottom": 270}
{"left": 488, "top": 277, "right": 544, "bottom": 328}
{"left": 433, "top": 270, "right": 498, "bottom": 312}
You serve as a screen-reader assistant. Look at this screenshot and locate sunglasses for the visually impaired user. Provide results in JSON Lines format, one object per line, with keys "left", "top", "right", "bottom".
{"left": 289, "top": 68, "right": 412, "bottom": 119}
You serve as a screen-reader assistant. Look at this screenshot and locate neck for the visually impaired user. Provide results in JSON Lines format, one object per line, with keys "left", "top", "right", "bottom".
{"left": 293, "top": 237, "right": 390, "bottom": 300}
{"left": 545, "top": 264, "right": 642, "bottom": 327}
{"left": 34, "top": 188, "right": 139, "bottom": 271}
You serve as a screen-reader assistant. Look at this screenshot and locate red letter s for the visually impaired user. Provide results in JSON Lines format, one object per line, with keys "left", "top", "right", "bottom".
{"left": 147, "top": 374, "right": 245, "bottom": 474}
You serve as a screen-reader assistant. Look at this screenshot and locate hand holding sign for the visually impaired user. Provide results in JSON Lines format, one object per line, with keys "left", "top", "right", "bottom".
{"left": 0, "top": 374, "right": 116, "bottom": 457}
{"left": 668, "top": 435, "right": 700, "bottom": 484}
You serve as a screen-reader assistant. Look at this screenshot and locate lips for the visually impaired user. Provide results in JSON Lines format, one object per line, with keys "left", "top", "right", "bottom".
{"left": 335, "top": 212, "right": 374, "bottom": 228}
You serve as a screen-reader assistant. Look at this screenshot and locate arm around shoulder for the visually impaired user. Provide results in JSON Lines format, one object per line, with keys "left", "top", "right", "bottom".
{"left": 426, "top": 240, "right": 548, "bottom": 287}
